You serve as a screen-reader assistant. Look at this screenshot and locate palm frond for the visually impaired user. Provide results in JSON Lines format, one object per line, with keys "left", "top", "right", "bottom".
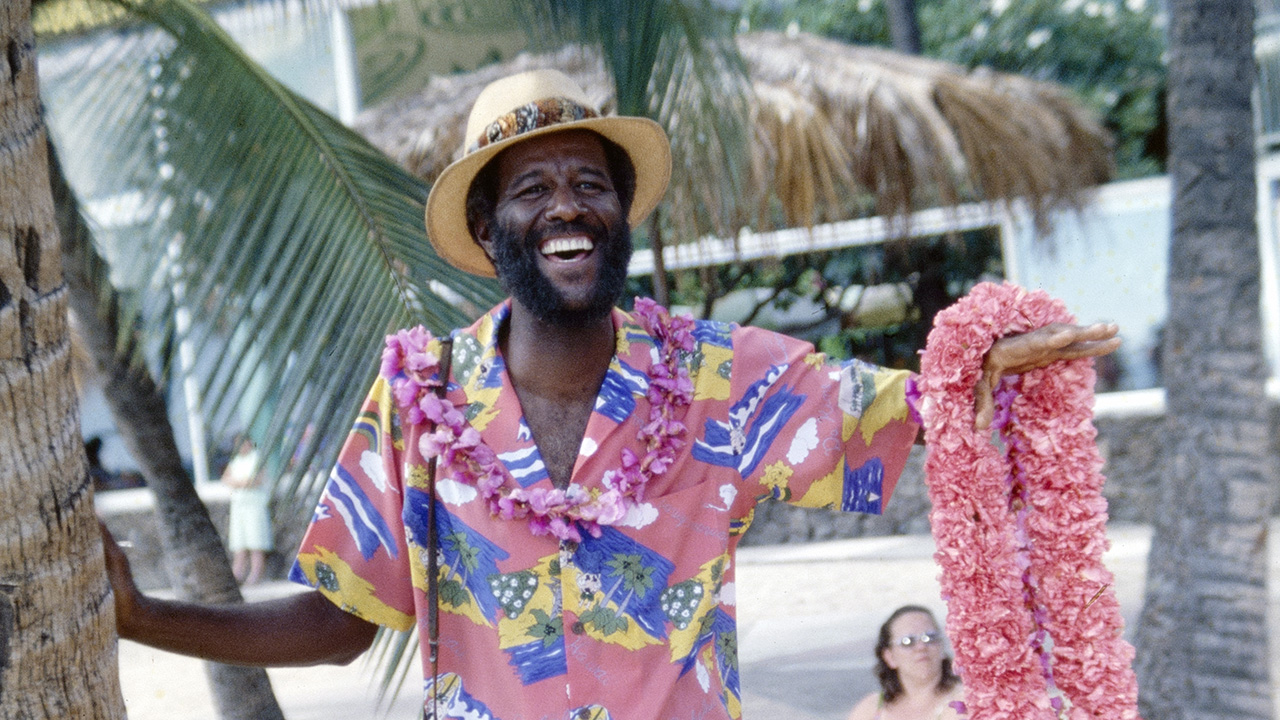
{"left": 653, "top": 2, "right": 756, "bottom": 242}
{"left": 40, "top": 0, "right": 502, "bottom": 501}
{"left": 366, "top": 624, "right": 421, "bottom": 713}
{"left": 516, "top": 0, "right": 671, "bottom": 116}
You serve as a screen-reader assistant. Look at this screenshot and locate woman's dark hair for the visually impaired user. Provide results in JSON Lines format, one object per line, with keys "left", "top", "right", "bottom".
{"left": 873, "top": 605, "right": 960, "bottom": 703}
{"left": 464, "top": 131, "right": 637, "bottom": 239}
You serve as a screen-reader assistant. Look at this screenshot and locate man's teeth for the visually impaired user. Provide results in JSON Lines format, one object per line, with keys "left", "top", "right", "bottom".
{"left": 540, "top": 237, "right": 594, "bottom": 257}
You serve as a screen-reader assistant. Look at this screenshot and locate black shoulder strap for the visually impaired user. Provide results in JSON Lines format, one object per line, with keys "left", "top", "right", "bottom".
{"left": 426, "top": 335, "right": 453, "bottom": 718}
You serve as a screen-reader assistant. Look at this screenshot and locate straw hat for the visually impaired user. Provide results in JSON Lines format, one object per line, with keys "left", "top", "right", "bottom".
{"left": 424, "top": 69, "right": 673, "bottom": 277}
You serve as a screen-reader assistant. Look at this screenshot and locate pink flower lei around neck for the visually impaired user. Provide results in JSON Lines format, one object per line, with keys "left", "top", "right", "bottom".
{"left": 917, "top": 282, "right": 1141, "bottom": 720}
{"left": 379, "top": 298, "right": 695, "bottom": 543}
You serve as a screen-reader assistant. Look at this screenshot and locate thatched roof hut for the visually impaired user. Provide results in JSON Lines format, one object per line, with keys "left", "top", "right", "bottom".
{"left": 355, "top": 30, "right": 1112, "bottom": 243}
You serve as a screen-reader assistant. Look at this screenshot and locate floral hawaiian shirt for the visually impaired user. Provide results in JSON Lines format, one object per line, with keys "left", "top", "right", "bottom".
{"left": 290, "top": 301, "right": 919, "bottom": 720}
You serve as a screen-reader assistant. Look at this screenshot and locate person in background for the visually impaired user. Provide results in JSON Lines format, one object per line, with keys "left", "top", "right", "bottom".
{"left": 846, "top": 605, "right": 965, "bottom": 720}
{"left": 220, "top": 436, "right": 274, "bottom": 585}
{"left": 86, "top": 436, "right": 117, "bottom": 492}
{"left": 86, "top": 436, "right": 144, "bottom": 491}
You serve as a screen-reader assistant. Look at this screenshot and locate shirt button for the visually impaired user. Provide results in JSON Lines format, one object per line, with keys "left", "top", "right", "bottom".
{"left": 571, "top": 621, "right": 586, "bottom": 635}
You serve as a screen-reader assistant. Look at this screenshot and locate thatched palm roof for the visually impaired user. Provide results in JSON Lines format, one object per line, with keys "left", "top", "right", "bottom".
{"left": 355, "top": 30, "right": 1112, "bottom": 242}
{"left": 740, "top": 31, "right": 1113, "bottom": 226}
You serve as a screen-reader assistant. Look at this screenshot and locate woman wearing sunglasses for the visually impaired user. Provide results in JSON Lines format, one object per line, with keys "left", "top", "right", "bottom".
{"left": 846, "top": 605, "right": 966, "bottom": 720}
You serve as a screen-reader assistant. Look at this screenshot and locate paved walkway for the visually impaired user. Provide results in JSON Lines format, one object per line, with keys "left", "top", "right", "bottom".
{"left": 116, "top": 523, "right": 1170, "bottom": 719}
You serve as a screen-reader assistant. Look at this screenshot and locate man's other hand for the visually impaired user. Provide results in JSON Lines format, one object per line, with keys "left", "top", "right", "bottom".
{"left": 975, "top": 322, "right": 1121, "bottom": 430}
{"left": 99, "top": 520, "right": 142, "bottom": 636}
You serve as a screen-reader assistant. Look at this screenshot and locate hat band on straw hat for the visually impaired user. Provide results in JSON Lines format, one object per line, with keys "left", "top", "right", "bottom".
{"left": 469, "top": 98, "right": 601, "bottom": 154}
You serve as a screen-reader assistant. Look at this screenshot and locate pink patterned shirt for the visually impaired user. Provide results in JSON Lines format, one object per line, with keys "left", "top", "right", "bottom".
{"left": 291, "top": 302, "right": 918, "bottom": 720}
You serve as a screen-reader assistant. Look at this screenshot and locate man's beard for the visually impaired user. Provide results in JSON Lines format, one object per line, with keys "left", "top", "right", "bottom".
{"left": 487, "top": 217, "right": 633, "bottom": 329}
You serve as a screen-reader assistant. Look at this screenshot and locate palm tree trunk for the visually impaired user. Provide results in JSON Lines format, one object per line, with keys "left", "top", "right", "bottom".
{"left": 1134, "top": 2, "right": 1272, "bottom": 718}
{"left": 49, "top": 143, "right": 286, "bottom": 720}
{"left": 648, "top": 210, "right": 670, "bottom": 307}
{"left": 0, "top": 1, "right": 125, "bottom": 716}
{"left": 884, "top": 0, "right": 922, "bottom": 55}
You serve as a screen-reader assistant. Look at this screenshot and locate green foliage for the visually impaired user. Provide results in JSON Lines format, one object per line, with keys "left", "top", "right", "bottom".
{"left": 41, "top": 0, "right": 503, "bottom": 507}
{"left": 741, "top": 0, "right": 893, "bottom": 45}
{"left": 671, "top": 228, "right": 1002, "bottom": 370}
{"left": 741, "top": 0, "right": 1167, "bottom": 178}
{"left": 921, "top": 0, "right": 1166, "bottom": 178}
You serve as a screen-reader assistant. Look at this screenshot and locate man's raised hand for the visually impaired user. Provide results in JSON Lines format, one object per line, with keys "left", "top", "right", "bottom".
{"left": 974, "top": 322, "right": 1121, "bottom": 429}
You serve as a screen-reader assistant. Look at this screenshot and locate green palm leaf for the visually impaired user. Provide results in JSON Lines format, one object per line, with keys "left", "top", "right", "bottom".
{"left": 41, "top": 0, "right": 502, "bottom": 508}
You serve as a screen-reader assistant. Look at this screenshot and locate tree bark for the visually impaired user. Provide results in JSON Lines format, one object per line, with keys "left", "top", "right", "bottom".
{"left": 884, "top": 0, "right": 922, "bottom": 55}
{"left": 1134, "top": 1, "right": 1273, "bottom": 719}
{"left": 0, "top": 1, "right": 126, "bottom": 716}
{"left": 648, "top": 210, "right": 670, "bottom": 307}
{"left": 49, "top": 144, "right": 286, "bottom": 719}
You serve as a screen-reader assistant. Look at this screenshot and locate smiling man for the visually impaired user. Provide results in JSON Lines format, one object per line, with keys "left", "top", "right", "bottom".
{"left": 103, "top": 70, "right": 1120, "bottom": 720}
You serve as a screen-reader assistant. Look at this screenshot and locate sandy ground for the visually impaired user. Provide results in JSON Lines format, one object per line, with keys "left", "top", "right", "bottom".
{"left": 116, "top": 524, "right": 1166, "bottom": 719}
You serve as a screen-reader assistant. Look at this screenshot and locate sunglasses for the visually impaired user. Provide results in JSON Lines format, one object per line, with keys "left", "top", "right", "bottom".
{"left": 893, "top": 631, "right": 941, "bottom": 648}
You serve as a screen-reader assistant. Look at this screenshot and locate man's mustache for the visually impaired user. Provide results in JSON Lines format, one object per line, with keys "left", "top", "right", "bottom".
{"left": 528, "top": 220, "right": 607, "bottom": 245}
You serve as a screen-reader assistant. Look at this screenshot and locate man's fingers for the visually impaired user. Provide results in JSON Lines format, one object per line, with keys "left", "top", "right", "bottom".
{"left": 1078, "top": 322, "right": 1121, "bottom": 340}
{"left": 1050, "top": 336, "right": 1123, "bottom": 361}
{"left": 1048, "top": 321, "right": 1119, "bottom": 341}
{"left": 99, "top": 521, "right": 131, "bottom": 588}
{"left": 1030, "top": 323, "right": 1119, "bottom": 352}
{"left": 1014, "top": 332, "right": 1122, "bottom": 369}
{"left": 99, "top": 520, "right": 127, "bottom": 563}
{"left": 992, "top": 324, "right": 1122, "bottom": 377}
{"left": 973, "top": 376, "right": 995, "bottom": 430}
{"left": 99, "top": 519, "right": 118, "bottom": 556}
{"left": 99, "top": 519, "right": 140, "bottom": 627}
{"left": 1037, "top": 324, "right": 1084, "bottom": 350}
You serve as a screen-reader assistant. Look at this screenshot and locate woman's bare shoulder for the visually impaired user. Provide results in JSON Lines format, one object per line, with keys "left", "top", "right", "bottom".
{"left": 845, "top": 691, "right": 882, "bottom": 720}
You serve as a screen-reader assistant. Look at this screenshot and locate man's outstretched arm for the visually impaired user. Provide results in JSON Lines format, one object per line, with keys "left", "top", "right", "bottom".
{"left": 102, "top": 522, "right": 378, "bottom": 667}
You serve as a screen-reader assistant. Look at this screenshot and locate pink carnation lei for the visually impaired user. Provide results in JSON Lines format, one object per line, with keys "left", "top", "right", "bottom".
{"left": 917, "top": 282, "right": 1141, "bottom": 720}
{"left": 379, "top": 299, "right": 694, "bottom": 543}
